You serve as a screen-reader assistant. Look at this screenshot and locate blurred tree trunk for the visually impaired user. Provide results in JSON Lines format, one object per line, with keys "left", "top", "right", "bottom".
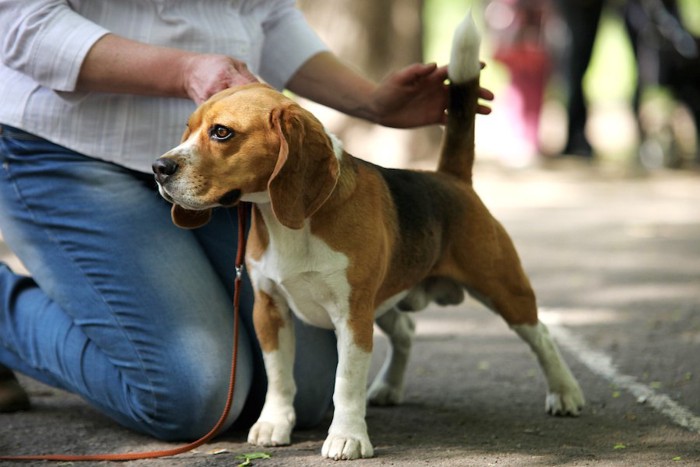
{"left": 297, "top": 0, "right": 442, "bottom": 168}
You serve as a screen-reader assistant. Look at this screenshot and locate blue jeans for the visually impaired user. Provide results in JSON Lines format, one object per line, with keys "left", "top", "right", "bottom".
{"left": 0, "top": 125, "right": 336, "bottom": 440}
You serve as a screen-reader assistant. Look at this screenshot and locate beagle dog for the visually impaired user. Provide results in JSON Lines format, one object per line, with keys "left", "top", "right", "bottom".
{"left": 153, "top": 13, "right": 584, "bottom": 460}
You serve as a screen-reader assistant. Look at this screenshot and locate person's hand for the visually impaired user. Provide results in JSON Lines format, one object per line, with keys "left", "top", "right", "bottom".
{"left": 182, "top": 54, "right": 259, "bottom": 104}
{"left": 369, "top": 62, "right": 494, "bottom": 128}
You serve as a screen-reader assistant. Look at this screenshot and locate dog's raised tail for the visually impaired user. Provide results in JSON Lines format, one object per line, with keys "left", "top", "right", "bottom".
{"left": 438, "top": 11, "right": 481, "bottom": 183}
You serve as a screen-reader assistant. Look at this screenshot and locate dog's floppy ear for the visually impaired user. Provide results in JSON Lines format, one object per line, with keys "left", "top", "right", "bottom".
{"left": 268, "top": 104, "right": 339, "bottom": 230}
{"left": 171, "top": 204, "right": 212, "bottom": 229}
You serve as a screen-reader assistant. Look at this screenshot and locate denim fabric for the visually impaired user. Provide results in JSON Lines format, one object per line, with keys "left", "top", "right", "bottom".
{"left": 0, "top": 125, "right": 336, "bottom": 440}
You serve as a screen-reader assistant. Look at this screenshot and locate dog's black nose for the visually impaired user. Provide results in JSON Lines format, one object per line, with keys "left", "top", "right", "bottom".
{"left": 152, "top": 158, "right": 179, "bottom": 182}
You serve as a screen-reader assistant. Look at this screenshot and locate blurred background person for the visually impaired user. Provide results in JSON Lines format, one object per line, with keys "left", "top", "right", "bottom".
{"left": 485, "top": 0, "right": 554, "bottom": 167}
{"left": 554, "top": 0, "right": 699, "bottom": 164}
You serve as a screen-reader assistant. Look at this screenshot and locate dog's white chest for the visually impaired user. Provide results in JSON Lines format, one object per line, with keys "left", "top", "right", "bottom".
{"left": 248, "top": 207, "right": 351, "bottom": 329}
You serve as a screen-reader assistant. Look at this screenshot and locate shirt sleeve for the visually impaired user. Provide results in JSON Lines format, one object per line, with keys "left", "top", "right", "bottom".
{"left": 0, "top": 0, "right": 109, "bottom": 92}
{"left": 257, "top": 1, "right": 329, "bottom": 90}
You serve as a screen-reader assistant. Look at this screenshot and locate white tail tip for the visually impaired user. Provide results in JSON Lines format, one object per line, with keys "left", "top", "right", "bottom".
{"left": 447, "top": 10, "right": 481, "bottom": 84}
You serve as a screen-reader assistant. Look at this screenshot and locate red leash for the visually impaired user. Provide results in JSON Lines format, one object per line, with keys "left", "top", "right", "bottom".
{"left": 0, "top": 203, "right": 249, "bottom": 462}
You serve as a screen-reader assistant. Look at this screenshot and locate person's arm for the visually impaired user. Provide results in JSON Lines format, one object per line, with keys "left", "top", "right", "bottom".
{"left": 0, "top": 1, "right": 257, "bottom": 104}
{"left": 76, "top": 33, "right": 257, "bottom": 104}
{"left": 287, "top": 51, "right": 493, "bottom": 129}
{"left": 261, "top": 2, "right": 492, "bottom": 128}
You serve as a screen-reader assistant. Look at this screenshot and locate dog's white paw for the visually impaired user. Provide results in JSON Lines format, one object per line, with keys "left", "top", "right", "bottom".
{"left": 367, "top": 381, "right": 403, "bottom": 406}
{"left": 545, "top": 385, "right": 585, "bottom": 416}
{"left": 247, "top": 418, "right": 294, "bottom": 447}
{"left": 322, "top": 433, "right": 374, "bottom": 460}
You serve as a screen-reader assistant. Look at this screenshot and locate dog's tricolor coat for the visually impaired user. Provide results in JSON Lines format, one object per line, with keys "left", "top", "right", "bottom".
{"left": 153, "top": 13, "right": 584, "bottom": 460}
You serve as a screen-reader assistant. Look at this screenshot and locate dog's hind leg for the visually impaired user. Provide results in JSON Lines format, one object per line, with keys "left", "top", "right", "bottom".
{"left": 468, "top": 275, "right": 585, "bottom": 416}
{"left": 453, "top": 213, "right": 585, "bottom": 416}
{"left": 368, "top": 308, "right": 415, "bottom": 406}
{"left": 511, "top": 320, "right": 585, "bottom": 416}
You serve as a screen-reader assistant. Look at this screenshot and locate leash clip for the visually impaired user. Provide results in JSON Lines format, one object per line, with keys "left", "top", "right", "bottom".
{"left": 235, "top": 264, "right": 245, "bottom": 280}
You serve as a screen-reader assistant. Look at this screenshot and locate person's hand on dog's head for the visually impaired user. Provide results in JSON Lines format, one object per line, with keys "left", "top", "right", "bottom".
{"left": 183, "top": 54, "right": 259, "bottom": 104}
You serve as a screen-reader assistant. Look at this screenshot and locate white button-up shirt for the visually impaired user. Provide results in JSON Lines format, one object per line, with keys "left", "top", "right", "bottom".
{"left": 0, "top": 0, "right": 327, "bottom": 172}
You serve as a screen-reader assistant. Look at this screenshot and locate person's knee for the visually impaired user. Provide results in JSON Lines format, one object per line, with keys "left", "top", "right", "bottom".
{"left": 126, "top": 351, "right": 252, "bottom": 441}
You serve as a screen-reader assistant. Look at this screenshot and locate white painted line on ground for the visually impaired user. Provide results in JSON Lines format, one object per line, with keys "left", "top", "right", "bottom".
{"left": 541, "top": 308, "right": 700, "bottom": 434}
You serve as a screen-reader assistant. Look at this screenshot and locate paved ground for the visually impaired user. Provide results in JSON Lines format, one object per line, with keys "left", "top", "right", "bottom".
{"left": 1, "top": 158, "right": 699, "bottom": 466}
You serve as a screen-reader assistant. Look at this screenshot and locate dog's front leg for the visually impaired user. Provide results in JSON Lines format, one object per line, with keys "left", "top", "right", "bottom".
{"left": 322, "top": 316, "right": 374, "bottom": 460}
{"left": 248, "top": 290, "right": 297, "bottom": 447}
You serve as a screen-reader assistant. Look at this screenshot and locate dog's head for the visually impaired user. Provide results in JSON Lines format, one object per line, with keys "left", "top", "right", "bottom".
{"left": 153, "top": 83, "right": 340, "bottom": 230}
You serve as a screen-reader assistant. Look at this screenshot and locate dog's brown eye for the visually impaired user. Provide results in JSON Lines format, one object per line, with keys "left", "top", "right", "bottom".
{"left": 210, "top": 125, "right": 234, "bottom": 142}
